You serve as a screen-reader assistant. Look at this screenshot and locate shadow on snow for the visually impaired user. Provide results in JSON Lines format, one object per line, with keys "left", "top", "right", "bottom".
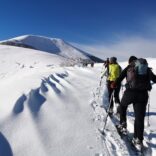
{"left": 0, "top": 132, "right": 13, "bottom": 156}
{"left": 13, "top": 94, "right": 27, "bottom": 114}
{"left": 28, "top": 88, "right": 46, "bottom": 115}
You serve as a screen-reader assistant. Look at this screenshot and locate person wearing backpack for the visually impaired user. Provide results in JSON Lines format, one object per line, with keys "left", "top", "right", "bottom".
{"left": 106, "top": 57, "right": 122, "bottom": 115}
{"left": 115, "top": 56, "right": 156, "bottom": 151}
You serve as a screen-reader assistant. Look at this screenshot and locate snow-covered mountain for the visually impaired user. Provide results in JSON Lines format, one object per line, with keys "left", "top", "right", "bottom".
{"left": 0, "top": 35, "right": 103, "bottom": 63}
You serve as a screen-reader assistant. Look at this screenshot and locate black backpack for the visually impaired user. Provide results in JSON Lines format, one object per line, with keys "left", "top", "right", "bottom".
{"left": 126, "top": 58, "right": 151, "bottom": 90}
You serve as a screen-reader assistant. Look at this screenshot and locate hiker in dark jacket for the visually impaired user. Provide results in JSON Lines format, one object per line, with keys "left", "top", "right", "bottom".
{"left": 115, "top": 56, "right": 156, "bottom": 151}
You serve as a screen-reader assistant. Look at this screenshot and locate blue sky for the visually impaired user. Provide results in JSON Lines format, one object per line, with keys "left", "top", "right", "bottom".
{"left": 1, "top": 0, "right": 156, "bottom": 60}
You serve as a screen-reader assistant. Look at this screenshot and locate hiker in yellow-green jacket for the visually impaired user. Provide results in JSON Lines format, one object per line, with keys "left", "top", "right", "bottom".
{"left": 107, "top": 57, "right": 122, "bottom": 115}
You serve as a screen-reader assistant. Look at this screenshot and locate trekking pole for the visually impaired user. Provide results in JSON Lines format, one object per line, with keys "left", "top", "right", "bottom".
{"left": 99, "top": 90, "right": 114, "bottom": 135}
{"left": 147, "top": 83, "right": 155, "bottom": 127}
{"left": 121, "top": 84, "right": 124, "bottom": 96}
{"left": 147, "top": 91, "right": 150, "bottom": 127}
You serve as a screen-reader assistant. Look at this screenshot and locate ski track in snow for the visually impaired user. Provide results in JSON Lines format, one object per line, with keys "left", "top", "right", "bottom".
{"left": 91, "top": 78, "right": 132, "bottom": 156}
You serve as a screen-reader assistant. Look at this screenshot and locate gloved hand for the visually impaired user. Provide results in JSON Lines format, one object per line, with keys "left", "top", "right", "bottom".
{"left": 110, "top": 81, "right": 117, "bottom": 89}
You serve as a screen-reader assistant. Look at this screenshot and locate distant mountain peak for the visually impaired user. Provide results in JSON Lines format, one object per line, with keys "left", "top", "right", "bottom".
{"left": 10, "top": 34, "right": 65, "bottom": 43}
{"left": 0, "top": 35, "right": 103, "bottom": 63}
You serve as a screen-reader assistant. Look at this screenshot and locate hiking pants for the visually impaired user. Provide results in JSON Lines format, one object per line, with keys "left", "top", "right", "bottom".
{"left": 120, "top": 90, "right": 148, "bottom": 141}
{"left": 107, "top": 81, "right": 121, "bottom": 109}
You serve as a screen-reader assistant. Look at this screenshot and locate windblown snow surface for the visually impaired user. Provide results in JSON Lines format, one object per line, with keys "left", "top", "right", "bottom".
{"left": 0, "top": 44, "right": 156, "bottom": 156}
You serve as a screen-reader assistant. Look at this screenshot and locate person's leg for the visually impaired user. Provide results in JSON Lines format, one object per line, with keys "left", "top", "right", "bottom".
{"left": 114, "top": 84, "right": 121, "bottom": 114}
{"left": 114, "top": 84, "right": 121, "bottom": 104}
{"left": 133, "top": 92, "right": 148, "bottom": 142}
{"left": 133, "top": 102, "right": 147, "bottom": 141}
{"left": 120, "top": 104, "right": 127, "bottom": 127}
{"left": 119, "top": 90, "right": 135, "bottom": 127}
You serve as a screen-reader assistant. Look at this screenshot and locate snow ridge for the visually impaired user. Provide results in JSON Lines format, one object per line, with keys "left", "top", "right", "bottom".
{"left": 0, "top": 35, "right": 103, "bottom": 62}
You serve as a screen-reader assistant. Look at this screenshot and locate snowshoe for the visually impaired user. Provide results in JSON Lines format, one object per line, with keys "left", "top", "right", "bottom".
{"left": 116, "top": 123, "right": 127, "bottom": 136}
{"left": 131, "top": 138, "right": 143, "bottom": 152}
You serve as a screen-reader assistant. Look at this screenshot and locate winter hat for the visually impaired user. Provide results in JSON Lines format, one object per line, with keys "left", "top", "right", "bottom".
{"left": 128, "top": 56, "right": 137, "bottom": 64}
{"left": 110, "top": 57, "right": 117, "bottom": 63}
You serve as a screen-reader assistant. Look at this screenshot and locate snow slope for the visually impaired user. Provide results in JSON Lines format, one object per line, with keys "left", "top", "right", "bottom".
{"left": 0, "top": 35, "right": 103, "bottom": 62}
{"left": 0, "top": 45, "right": 156, "bottom": 156}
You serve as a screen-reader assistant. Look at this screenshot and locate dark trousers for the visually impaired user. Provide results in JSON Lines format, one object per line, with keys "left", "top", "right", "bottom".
{"left": 107, "top": 81, "right": 121, "bottom": 109}
{"left": 120, "top": 90, "right": 148, "bottom": 141}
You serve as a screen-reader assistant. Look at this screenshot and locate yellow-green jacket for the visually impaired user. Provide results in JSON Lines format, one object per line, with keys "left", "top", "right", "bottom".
{"left": 108, "top": 64, "right": 121, "bottom": 81}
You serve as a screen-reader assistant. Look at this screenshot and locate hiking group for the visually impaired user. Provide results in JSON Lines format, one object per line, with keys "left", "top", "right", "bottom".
{"left": 101, "top": 56, "right": 156, "bottom": 152}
